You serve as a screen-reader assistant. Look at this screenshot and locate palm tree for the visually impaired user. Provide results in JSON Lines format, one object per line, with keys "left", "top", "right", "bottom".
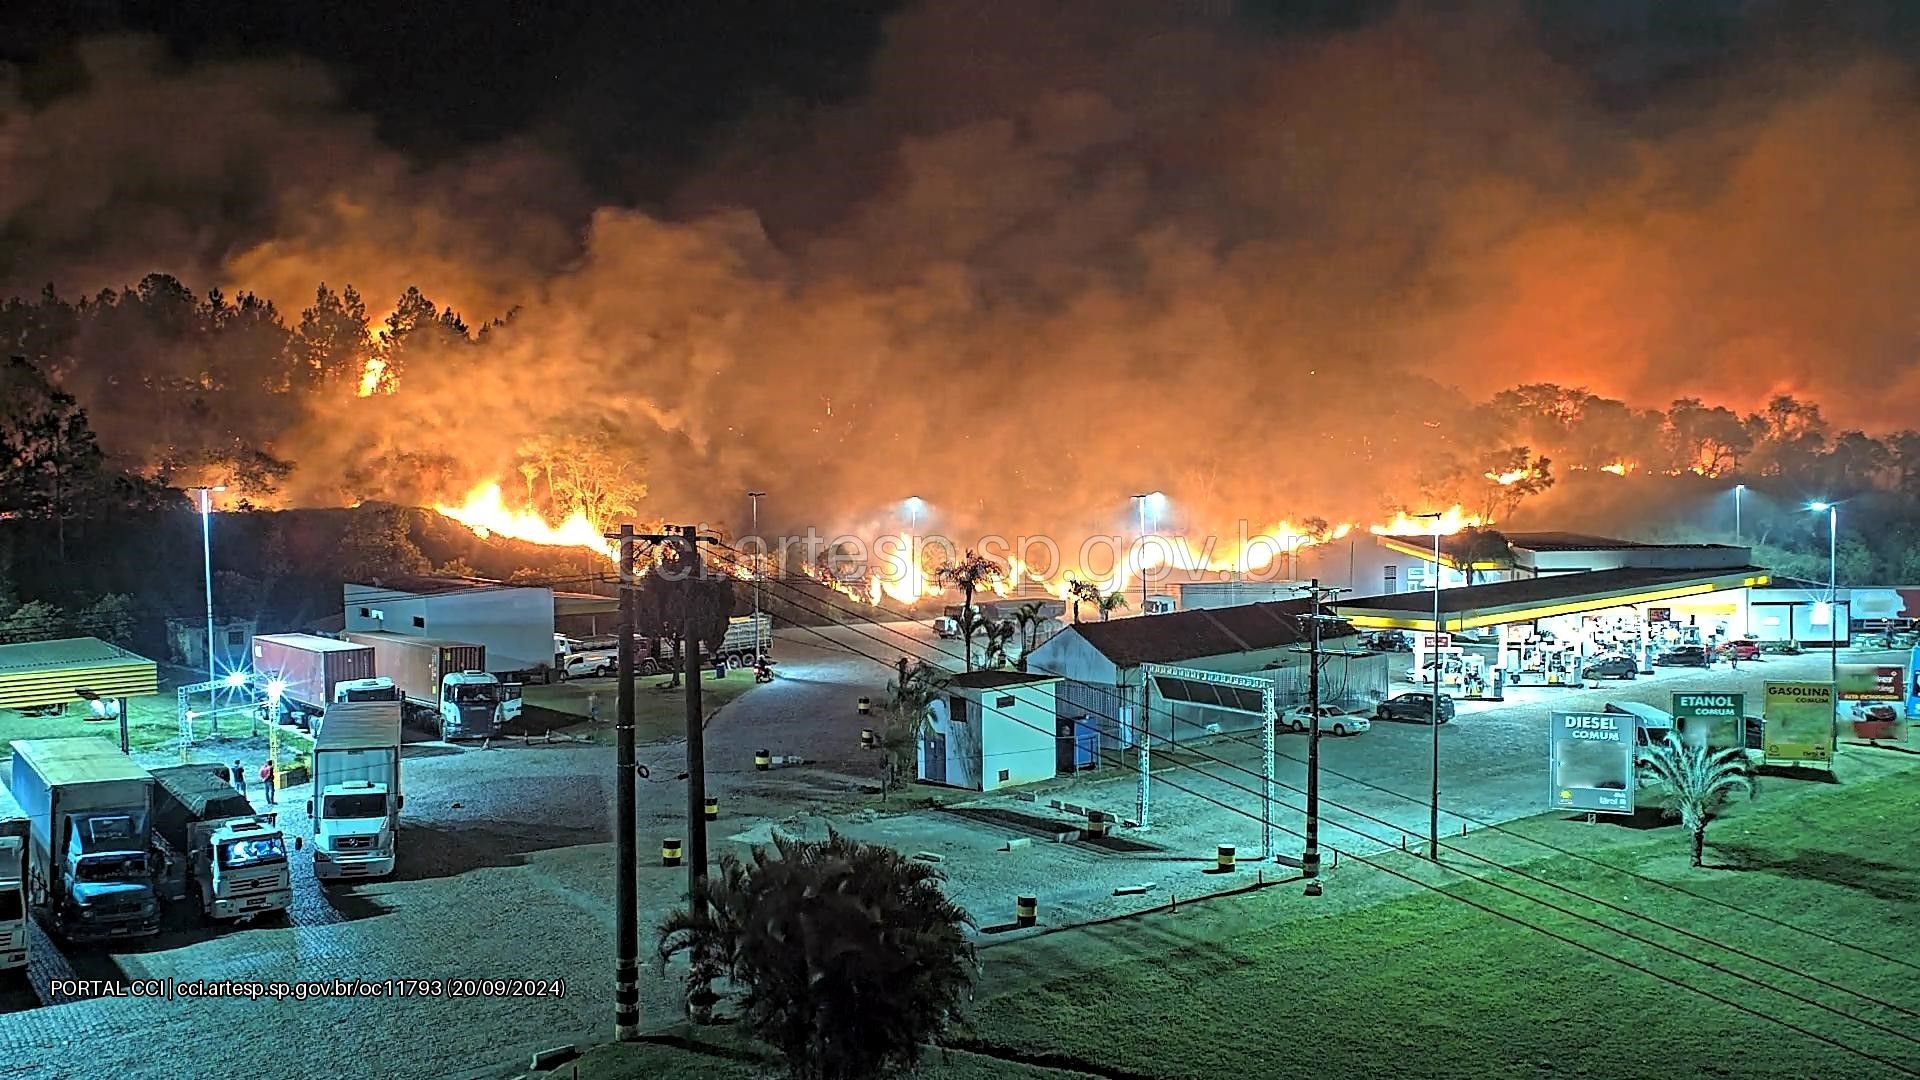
{"left": 934, "top": 550, "right": 1004, "bottom": 671}
{"left": 1637, "top": 733, "right": 1756, "bottom": 867}
{"left": 656, "top": 829, "right": 976, "bottom": 1078}
{"left": 1095, "top": 591, "right": 1130, "bottom": 622}
{"left": 877, "top": 662, "right": 942, "bottom": 800}
{"left": 983, "top": 618, "right": 1017, "bottom": 670}
{"left": 1066, "top": 578, "right": 1100, "bottom": 624}
{"left": 1013, "top": 601, "right": 1045, "bottom": 671}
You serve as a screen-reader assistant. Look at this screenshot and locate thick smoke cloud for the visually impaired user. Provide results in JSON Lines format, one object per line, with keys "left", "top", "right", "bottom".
{"left": 7, "top": 5, "right": 1920, "bottom": 543}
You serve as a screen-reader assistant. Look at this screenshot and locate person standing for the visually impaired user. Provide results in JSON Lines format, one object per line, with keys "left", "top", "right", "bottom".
{"left": 259, "top": 760, "right": 277, "bottom": 806}
{"left": 231, "top": 759, "right": 247, "bottom": 798}
{"left": 587, "top": 692, "right": 601, "bottom": 724}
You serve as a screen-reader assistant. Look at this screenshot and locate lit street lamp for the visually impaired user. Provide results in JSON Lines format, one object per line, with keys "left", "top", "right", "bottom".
{"left": 1132, "top": 492, "right": 1166, "bottom": 614}
{"left": 192, "top": 485, "right": 227, "bottom": 703}
{"left": 1733, "top": 484, "right": 1745, "bottom": 543}
{"left": 903, "top": 496, "right": 924, "bottom": 536}
{"left": 1810, "top": 501, "right": 1839, "bottom": 687}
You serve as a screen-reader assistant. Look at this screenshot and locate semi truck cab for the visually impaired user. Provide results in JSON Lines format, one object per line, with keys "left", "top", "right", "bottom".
{"left": 441, "top": 671, "right": 504, "bottom": 739}
{"left": 313, "top": 780, "right": 395, "bottom": 879}
{"left": 334, "top": 677, "right": 403, "bottom": 703}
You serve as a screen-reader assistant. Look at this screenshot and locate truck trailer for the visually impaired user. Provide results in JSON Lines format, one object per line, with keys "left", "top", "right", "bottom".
{"left": 149, "top": 764, "right": 292, "bottom": 922}
{"left": 0, "top": 781, "right": 28, "bottom": 971}
{"left": 253, "top": 633, "right": 377, "bottom": 727}
{"left": 310, "top": 701, "right": 404, "bottom": 880}
{"left": 340, "top": 631, "right": 503, "bottom": 740}
{"left": 9, "top": 738, "right": 160, "bottom": 942}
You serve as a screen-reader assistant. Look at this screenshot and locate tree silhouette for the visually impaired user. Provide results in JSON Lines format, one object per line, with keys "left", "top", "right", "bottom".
{"left": 934, "top": 550, "right": 1003, "bottom": 672}
{"left": 0, "top": 354, "right": 109, "bottom": 558}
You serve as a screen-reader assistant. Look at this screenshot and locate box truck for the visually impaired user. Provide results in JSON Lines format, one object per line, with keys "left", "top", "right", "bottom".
{"left": 252, "top": 633, "right": 377, "bottom": 727}
{"left": 310, "top": 701, "right": 403, "bottom": 880}
{"left": 340, "top": 631, "right": 503, "bottom": 740}
{"left": 10, "top": 738, "right": 160, "bottom": 942}
{"left": 149, "top": 764, "right": 292, "bottom": 922}
{"left": 0, "top": 782, "right": 28, "bottom": 971}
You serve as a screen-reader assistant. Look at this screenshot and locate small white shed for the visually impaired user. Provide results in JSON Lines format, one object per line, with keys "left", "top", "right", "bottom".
{"left": 919, "top": 671, "right": 1060, "bottom": 792}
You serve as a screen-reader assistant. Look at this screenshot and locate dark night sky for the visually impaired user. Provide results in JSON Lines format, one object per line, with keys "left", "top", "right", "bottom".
{"left": 10, "top": 0, "right": 1917, "bottom": 200}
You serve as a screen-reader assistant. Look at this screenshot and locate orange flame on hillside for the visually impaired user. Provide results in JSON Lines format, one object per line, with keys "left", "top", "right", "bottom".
{"left": 1370, "top": 506, "right": 1483, "bottom": 536}
{"left": 1484, "top": 468, "right": 1528, "bottom": 485}
{"left": 356, "top": 357, "right": 388, "bottom": 397}
{"left": 1600, "top": 461, "right": 1632, "bottom": 476}
{"left": 434, "top": 482, "right": 615, "bottom": 560}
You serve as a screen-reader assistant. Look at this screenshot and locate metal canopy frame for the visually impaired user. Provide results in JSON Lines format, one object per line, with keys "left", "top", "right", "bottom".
{"left": 1141, "top": 663, "right": 1278, "bottom": 857}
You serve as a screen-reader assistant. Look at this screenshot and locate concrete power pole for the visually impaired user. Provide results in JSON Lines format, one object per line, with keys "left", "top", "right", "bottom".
{"left": 679, "top": 524, "right": 711, "bottom": 900}
{"left": 609, "top": 523, "right": 641, "bottom": 1041}
{"left": 1296, "top": 579, "right": 1350, "bottom": 896}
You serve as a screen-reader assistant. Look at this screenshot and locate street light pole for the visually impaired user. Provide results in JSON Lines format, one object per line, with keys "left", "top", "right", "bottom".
{"left": 1414, "top": 511, "right": 1446, "bottom": 861}
{"left": 1827, "top": 503, "right": 1839, "bottom": 687}
{"left": 194, "top": 485, "right": 226, "bottom": 723}
{"left": 747, "top": 491, "right": 766, "bottom": 660}
{"left": 1134, "top": 494, "right": 1151, "bottom": 614}
{"left": 1734, "top": 484, "right": 1745, "bottom": 543}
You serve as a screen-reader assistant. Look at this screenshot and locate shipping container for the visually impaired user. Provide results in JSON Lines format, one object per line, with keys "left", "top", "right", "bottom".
{"left": 252, "top": 634, "right": 376, "bottom": 720}
{"left": 340, "top": 631, "right": 485, "bottom": 708}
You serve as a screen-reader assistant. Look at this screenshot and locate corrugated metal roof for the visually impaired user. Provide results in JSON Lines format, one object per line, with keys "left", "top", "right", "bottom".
{"left": 1336, "top": 566, "right": 1771, "bottom": 628}
{"left": 1067, "top": 599, "right": 1353, "bottom": 667}
{"left": 0, "top": 637, "right": 159, "bottom": 710}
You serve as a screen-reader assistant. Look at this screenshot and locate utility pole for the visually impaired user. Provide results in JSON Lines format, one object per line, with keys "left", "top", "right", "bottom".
{"left": 1295, "top": 580, "right": 1349, "bottom": 893}
{"left": 193, "top": 485, "right": 225, "bottom": 731}
{"left": 679, "top": 524, "right": 710, "bottom": 900}
{"left": 1411, "top": 511, "right": 1447, "bottom": 862}
{"left": 633, "top": 524, "right": 725, "bottom": 900}
{"left": 748, "top": 492, "right": 766, "bottom": 661}
{"left": 608, "top": 523, "right": 641, "bottom": 1041}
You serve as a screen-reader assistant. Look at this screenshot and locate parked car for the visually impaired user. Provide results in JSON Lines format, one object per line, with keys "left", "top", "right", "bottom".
{"left": 1376, "top": 692, "right": 1455, "bottom": 724}
{"left": 1653, "top": 645, "right": 1711, "bottom": 668}
{"left": 1362, "top": 630, "right": 1412, "bottom": 652}
{"left": 1280, "top": 705, "right": 1371, "bottom": 737}
{"left": 1581, "top": 654, "right": 1637, "bottom": 680}
{"left": 1717, "top": 638, "right": 1762, "bottom": 661}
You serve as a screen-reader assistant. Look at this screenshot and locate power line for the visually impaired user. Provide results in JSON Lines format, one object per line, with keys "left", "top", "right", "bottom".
{"left": 735, "top": 560, "right": 1920, "bottom": 977}
{"left": 722, "top": 559, "right": 1920, "bottom": 1076}
{"left": 716, "top": 549, "right": 1920, "bottom": 1036}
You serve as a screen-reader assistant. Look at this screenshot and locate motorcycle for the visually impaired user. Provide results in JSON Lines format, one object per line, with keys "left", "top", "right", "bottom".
{"left": 754, "top": 656, "right": 776, "bottom": 684}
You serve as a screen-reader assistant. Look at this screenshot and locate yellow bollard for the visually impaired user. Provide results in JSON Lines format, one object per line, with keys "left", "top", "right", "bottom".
{"left": 1015, "top": 895, "right": 1038, "bottom": 928}
{"left": 704, "top": 797, "right": 719, "bottom": 821}
{"left": 662, "top": 838, "right": 683, "bottom": 867}
{"left": 1216, "top": 844, "right": 1236, "bottom": 873}
{"left": 857, "top": 696, "right": 871, "bottom": 715}
{"left": 754, "top": 749, "right": 771, "bottom": 771}
{"left": 860, "top": 728, "right": 875, "bottom": 751}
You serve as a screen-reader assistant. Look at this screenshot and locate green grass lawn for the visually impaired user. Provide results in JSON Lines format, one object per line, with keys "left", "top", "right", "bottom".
{"left": 1, "top": 691, "right": 316, "bottom": 760}
{"left": 521, "top": 668, "right": 761, "bottom": 745}
{"left": 965, "top": 758, "right": 1920, "bottom": 1080}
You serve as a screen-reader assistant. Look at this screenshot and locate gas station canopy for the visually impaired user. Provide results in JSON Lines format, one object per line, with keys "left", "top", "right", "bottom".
{"left": 0, "top": 636, "right": 159, "bottom": 710}
{"left": 1333, "top": 566, "right": 1773, "bottom": 633}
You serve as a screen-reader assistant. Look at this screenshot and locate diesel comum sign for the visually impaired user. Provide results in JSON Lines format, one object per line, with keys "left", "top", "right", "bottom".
{"left": 1550, "top": 712, "right": 1636, "bottom": 814}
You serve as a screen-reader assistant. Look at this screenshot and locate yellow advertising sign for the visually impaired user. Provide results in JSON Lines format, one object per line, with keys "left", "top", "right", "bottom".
{"left": 1762, "top": 681, "right": 1835, "bottom": 765}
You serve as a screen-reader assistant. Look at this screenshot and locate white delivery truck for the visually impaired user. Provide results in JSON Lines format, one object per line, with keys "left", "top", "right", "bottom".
{"left": 310, "top": 701, "right": 404, "bottom": 880}
{"left": 0, "top": 782, "right": 28, "bottom": 971}
{"left": 11, "top": 738, "right": 161, "bottom": 943}
{"left": 149, "top": 764, "right": 293, "bottom": 922}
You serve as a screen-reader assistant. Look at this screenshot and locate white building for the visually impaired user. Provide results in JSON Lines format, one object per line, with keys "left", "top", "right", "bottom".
{"left": 919, "top": 671, "right": 1060, "bottom": 792}
{"left": 343, "top": 576, "right": 557, "bottom": 677}
{"left": 1026, "top": 600, "right": 1381, "bottom": 750}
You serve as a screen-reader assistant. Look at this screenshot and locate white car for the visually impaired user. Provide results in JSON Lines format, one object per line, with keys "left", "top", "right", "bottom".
{"left": 1280, "top": 705, "right": 1370, "bottom": 737}
{"left": 563, "top": 652, "right": 615, "bottom": 679}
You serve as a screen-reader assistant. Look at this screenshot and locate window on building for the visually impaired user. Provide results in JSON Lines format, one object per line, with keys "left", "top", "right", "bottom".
{"left": 412, "top": 616, "right": 427, "bottom": 628}
{"left": 359, "top": 607, "right": 372, "bottom": 618}
{"left": 996, "top": 695, "right": 1016, "bottom": 708}
{"left": 225, "top": 629, "right": 244, "bottom": 646}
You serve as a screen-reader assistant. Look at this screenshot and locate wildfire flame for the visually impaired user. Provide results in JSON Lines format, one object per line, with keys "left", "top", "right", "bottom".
{"left": 1600, "top": 461, "right": 1632, "bottom": 476}
{"left": 434, "top": 482, "right": 614, "bottom": 560}
{"left": 1370, "top": 506, "right": 1483, "bottom": 537}
{"left": 356, "top": 357, "right": 388, "bottom": 397}
{"left": 1484, "top": 468, "right": 1529, "bottom": 485}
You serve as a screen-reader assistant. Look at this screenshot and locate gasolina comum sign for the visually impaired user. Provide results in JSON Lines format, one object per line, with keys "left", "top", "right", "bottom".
{"left": 1550, "top": 711, "right": 1637, "bottom": 814}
